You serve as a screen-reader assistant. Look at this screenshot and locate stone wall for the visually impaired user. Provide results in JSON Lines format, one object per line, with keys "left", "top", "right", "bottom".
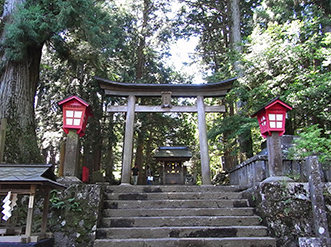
{"left": 243, "top": 182, "right": 331, "bottom": 247}
{"left": 0, "top": 184, "right": 103, "bottom": 247}
{"left": 47, "top": 184, "right": 103, "bottom": 247}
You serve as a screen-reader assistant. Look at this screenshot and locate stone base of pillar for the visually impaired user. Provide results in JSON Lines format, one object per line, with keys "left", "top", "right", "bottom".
{"left": 57, "top": 176, "right": 82, "bottom": 186}
{"left": 120, "top": 183, "right": 132, "bottom": 186}
{"left": 299, "top": 237, "right": 331, "bottom": 247}
{"left": 262, "top": 176, "right": 293, "bottom": 183}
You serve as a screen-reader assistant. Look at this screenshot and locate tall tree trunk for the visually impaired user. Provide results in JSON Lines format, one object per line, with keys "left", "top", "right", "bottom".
{"left": 135, "top": 127, "right": 145, "bottom": 184}
{"left": 105, "top": 114, "right": 116, "bottom": 183}
{"left": 230, "top": 0, "right": 253, "bottom": 161}
{"left": 134, "top": 0, "right": 151, "bottom": 183}
{"left": 229, "top": 0, "right": 242, "bottom": 74}
{"left": 0, "top": 46, "right": 43, "bottom": 163}
{"left": 0, "top": 0, "right": 43, "bottom": 163}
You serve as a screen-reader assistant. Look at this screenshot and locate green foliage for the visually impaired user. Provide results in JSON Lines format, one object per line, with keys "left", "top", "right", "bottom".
{"left": 2, "top": 0, "right": 122, "bottom": 61}
{"left": 175, "top": 0, "right": 257, "bottom": 75}
{"left": 4, "top": 0, "right": 331, "bottom": 178}
{"left": 287, "top": 125, "right": 331, "bottom": 165}
{"left": 208, "top": 114, "right": 258, "bottom": 156}
{"left": 236, "top": 16, "right": 331, "bottom": 136}
{"left": 34, "top": 0, "right": 197, "bottom": 179}
{"left": 47, "top": 185, "right": 101, "bottom": 246}
{"left": 4, "top": 4, "right": 49, "bottom": 60}
{"left": 203, "top": 0, "right": 331, "bottom": 167}
{"left": 50, "top": 190, "right": 82, "bottom": 212}
{"left": 208, "top": 115, "right": 257, "bottom": 145}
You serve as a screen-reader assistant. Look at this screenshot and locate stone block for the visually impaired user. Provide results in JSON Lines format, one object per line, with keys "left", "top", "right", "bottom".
{"left": 299, "top": 237, "right": 331, "bottom": 247}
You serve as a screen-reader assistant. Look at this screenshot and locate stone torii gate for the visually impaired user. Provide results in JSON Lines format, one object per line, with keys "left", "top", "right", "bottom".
{"left": 96, "top": 77, "right": 235, "bottom": 185}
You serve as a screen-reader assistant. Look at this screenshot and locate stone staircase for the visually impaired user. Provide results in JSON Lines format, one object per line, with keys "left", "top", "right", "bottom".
{"left": 93, "top": 185, "right": 276, "bottom": 247}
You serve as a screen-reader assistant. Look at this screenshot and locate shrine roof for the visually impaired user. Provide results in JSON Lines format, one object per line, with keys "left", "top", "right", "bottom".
{"left": 95, "top": 76, "right": 236, "bottom": 97}
{"left": 154, "top": 146, "right": 192, "bottom": 160}
{"left": 0, "top": 164, "right": 66, "bottom": 189}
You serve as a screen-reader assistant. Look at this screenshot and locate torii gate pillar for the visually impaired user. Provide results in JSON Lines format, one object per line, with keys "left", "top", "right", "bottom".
{"left": 121, "top": 95, "right": 136, "bottom": 185}
{"left": 197, "top": 95, "right": 211, "bottom": 185}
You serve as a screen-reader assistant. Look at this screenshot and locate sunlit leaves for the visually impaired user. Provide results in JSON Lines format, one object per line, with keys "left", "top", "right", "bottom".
{"left": 288, "top": 125, "right": 331, "bottom": 165}
{"left": 208, "top": 115, "right": 258, "bottom": 156}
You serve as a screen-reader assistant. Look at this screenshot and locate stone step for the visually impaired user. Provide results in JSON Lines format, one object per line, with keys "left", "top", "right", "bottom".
{"left": 104, "top": 199, "right": 249, "bottom": 209}
{"left": 105, "top": 185, "right": 241, "bottom": 194}
{"left": 93, "top": 185, "right": 276, "bottom": 247}
{"left": 105, "top": 191, "right": 243, "bottom": 200}
{"left": 93, "top": 237, "right": 276, "bottom": 247}
{"left": 96, "top": 226, "right": 270, "bottom": 239}
{"left": 100, "top": 216, "right": 262, "bottom": 227}
{"left": 102, "top": 207, "right": 255, "bottom": 217}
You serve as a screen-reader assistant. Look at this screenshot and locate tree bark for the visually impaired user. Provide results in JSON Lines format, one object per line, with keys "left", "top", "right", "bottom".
{"left": 229, "top": 0, "right": 242, "bottom": 72}
{"left": 0, "top": 0, "right": 43, "bottom": 163}
{"left": 0, "top": 47, "right": 43, "bottom": 163}
{"left": 134, "top": 0, "right": 151, "bottom": 181}
{"left": 229, "top": 0, "right": 253, "bottom": 161}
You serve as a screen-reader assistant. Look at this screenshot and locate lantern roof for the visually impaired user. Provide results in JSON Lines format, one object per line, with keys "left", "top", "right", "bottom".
{"left": 58, "top": 95, "right": 93, "bottom": 115}
{"left": 252, "top": 96, "right": 292, "bottom": 117}
{"left": 58, "top": 95, "right": 89, "bottom": 107}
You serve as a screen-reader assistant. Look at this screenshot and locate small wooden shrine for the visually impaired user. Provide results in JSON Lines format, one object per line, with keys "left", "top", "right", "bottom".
{"left": 154, "top": 147, "right": 192, "bottom": 185}
{"left": 0, "top": 164, "right": 66, "bottom": 243}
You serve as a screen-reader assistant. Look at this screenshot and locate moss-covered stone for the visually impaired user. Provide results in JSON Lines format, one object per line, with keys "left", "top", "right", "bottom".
{"left": 243, "top": 182, "right": 315, "bottom": 246}
{"left": 47, "top": 184, "right": 103, "bottom": 247}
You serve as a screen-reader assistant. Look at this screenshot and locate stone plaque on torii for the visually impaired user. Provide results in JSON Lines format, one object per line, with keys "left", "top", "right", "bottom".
{"left": 96, "top": 77, "right": 236, "bottom": 185}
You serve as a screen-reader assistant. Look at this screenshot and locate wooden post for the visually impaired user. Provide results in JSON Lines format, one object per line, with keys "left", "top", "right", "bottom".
{"left": 266, "top": 131, "right": 283, "bottom": 177}
{"left": 262, "top": 132, "right": 293, "bottom": 183}
{"left": 180, "top": 162, "right": 184, "bottom": 184}
{"left": 197, "top": 95, "right": 211, "bottom": 185}
{"left": 63, "top": 129, "right": 79, "bottom": 177}
{"left": 25, "top": 185, "right": 36, "bottom": 240}
{"left": 41, "top": 188, "right": 51, "bottom": 235}
{"left": 58, "top": 140, "right": 66, "bottom": 177}
{"left": 0, "top": 119, "right": 7, "bottom": 163}
{"left": 163, "top": 162, "right": 166, "bottom": 185}
{"left": 121, "top": 95, "right": 136, "bottom": 185}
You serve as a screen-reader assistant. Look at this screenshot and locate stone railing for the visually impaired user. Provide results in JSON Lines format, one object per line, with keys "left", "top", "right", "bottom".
{"left": 229, "top": 155, "right": 307, "bottom": 189}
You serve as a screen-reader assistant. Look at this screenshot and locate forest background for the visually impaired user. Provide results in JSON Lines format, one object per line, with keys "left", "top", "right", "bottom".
{"left": 0, "top": 0, "right": 331, "bottom": 183}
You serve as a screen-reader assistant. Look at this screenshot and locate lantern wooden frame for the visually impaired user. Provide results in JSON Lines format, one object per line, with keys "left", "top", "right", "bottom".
{"left": 58, "top": 96, "right": 92, "bottom": 137}
{"left": 252, "top": 97, "right": 292, "bottom": 138}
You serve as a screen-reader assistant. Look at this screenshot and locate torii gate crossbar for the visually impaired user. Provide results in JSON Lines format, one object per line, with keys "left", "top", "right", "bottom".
{"left": 96, "top": 77, "right": 236, "bottom": 185}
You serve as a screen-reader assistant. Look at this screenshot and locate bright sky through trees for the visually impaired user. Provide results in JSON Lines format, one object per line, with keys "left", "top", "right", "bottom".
{"left": 167, "top": 37, "right": 205, "bottom": 84}
{"left": 114, "top": 0, "right": 204, "bottom": 84}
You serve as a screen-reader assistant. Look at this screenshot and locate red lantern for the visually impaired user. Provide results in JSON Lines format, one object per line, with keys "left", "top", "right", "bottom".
{"left": 58, "top": 96, "right": 93, "bottom": 137}
{"left": 252, "top": 97, "right": 292, "bottom": 138}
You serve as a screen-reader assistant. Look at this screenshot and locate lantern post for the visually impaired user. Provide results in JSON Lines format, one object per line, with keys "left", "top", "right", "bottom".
{"left": 58, "top": 96, "right": 92, "bottom": 180}
{"left": 252, "top": 97, "right": 292, "bottom": 181}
